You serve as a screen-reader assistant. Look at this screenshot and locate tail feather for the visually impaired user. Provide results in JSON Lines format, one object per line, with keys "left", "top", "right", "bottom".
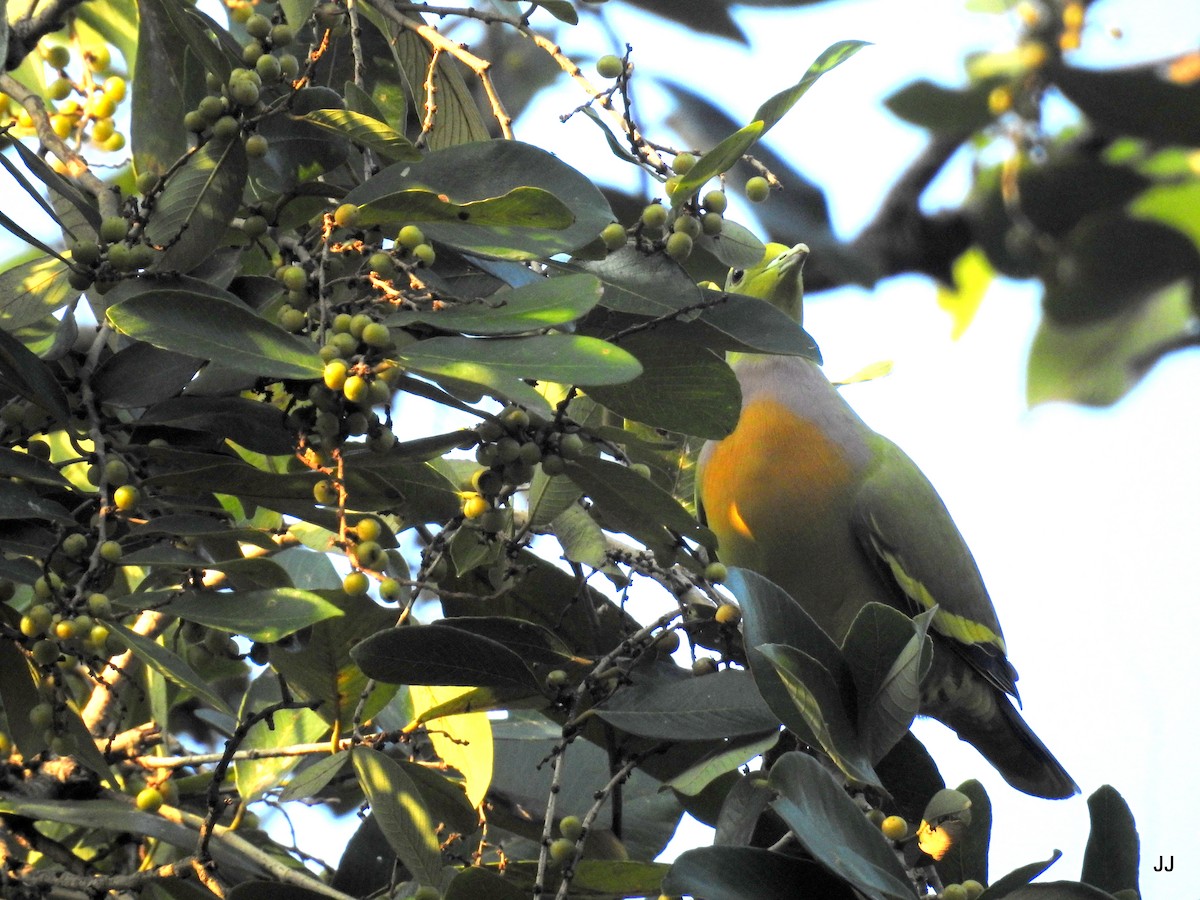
{"left": 922, "top": 643, "right": 1078, "bottom": 799}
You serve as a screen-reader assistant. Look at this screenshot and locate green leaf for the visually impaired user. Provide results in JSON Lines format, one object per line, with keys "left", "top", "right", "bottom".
{"left": 358, "top": 186, "right": 574, "bottom": 230}
{"left": 143, "top": 136, "right": 248, "bottom": 273}
{"left": 437, "top": 616, "right": 581, "bottom": 668}
{"left": 1054, "top": 62, "right": 1200, "bottom": 146}
{"left": 1027, "top": 280, "right": 1192, "bottom": 407}
{"left": 668, "top": 121, "right": 764, "bottom": 207}
{"left": 492, "top": 860, "right": 671, "bottom": 898}
{"left": 111, "top": 623, "right": 234, "bottom": 717}
{"left": 758, "top": 644, "right": 879, "bottom": 789}
{"left": 664, "top": 846, "right": 859, "bottom": 900}
{"left": 536, "top": 0, "right": 578, "bottom": 24}
{"left": 0, "top": 481, "right": 74, "bottom": 525}
{"left": 106, "top": 283, "right": 324, "bottom": 379}
{"left": 753, "top": 40, "right": 870, "bottom": 133}
{"left": 884, "top": 78, "right": 996, "bottom": 134}
{"left": 133, "top": 0, "right": 216, "bottom": 175}
{"left": 0, "top": 449, "right": 70, "bottom": 487}
{"left": 665, "top": 731, "right": 780, "bottom": 797}
{"left": 352, "top": 623, "right": 542, "bottom": 693}
{"left": 398, "top": 333, "right": 641, "bottom": 388}
{"left": 300, "top": 108, "right": 422, "bottom": 161}
{"left": 842, "top": 603, "right": 933, "bottom": 763}
{"left": 234, "top": 676, "right": 330, "bottom": 801}
{"left": 936, "top": 779, "right": 992, "bottom": 887}
{"left": 564, "top": 456, "right": 711, "bottom": 553}
{"left": 998, "top": 884, "right": 1117, "bottom": 899}
{"left": 157, "top": 588, "right": 343, "bottom": 643}
{"left": 0, "top": 326, "right": 74, "bottom": 428}
{"left": 344, "top": 140, "right": 613, "bottom": 259}
{"left": 984, "top": 852, "right": 1064, "bottom": 898}
{"left": 1081, "top": 785, "right": 1140, "bottom": 897}
{"left": 278, "top": 751, "right": 350, "bottom": 803}
{"left": 386, "top": 273, "right": 603, "bottom": 335}
{"left": 768, "top": 752, "right": 913, "bottom": 900}
{"left": 595, "top": 668, "right": 779, "bottom": 740}
{"left": 445, "top": 867, "right": 530, "bottom": 900}
{"left": 585, "top": 335, "right": 741, "bottom": 439}
{"left": 550, "top": 502, "right": 608, "bottom": 567}
{"left": 578, "top": 245, "right": 706, "bottom": 317}
{"left": 351, "top": 747, "right": 443, "bottom": 885}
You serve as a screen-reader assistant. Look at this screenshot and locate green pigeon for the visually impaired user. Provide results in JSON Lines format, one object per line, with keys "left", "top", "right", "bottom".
{"left": 696, "top": 242, "right": 1077, "bottom": 799}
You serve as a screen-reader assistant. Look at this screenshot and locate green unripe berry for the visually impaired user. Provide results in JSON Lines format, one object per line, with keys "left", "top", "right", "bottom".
{"left": 99, "top": 216, "right": 128, "bottom": 244}
{"left": 278, "top": 53, "right": 300, "bottom": 79}
{"left": 270, "top": 23, "right": 295, "bottom": 47}
{"left": 349, "top": 313, "right": 372, "bottom": 338}
{"left": 673, "top": 152, "right": 696, "bottom": 174}
{"left": 656, "top": 630, "right": 680, "bottom": 653}
{"left": 29, "top": 702, "right": 55, "bottom": 729}
{"left": 745, "top": 175, "right": 770, "bottom": 203}
{"left": 704, "top": 561, "right": 728, "bottom": 583}
{"left": 86, "top": 593, "right": 112, "bottom": 618}
{"left": 31, "top": 639, "right": 60, "bottom": 666}
{"left": 702, "top": 189, "right": 727, "bottom": 214}
{"left": 549, "top": 837, "right": 575, "bottom": 865}
{"left": 106, "top": 243, "right": 136, "bottom": 272}
{"left": 242, "top": 42, "right": 264, "bottom": 66}
{"left": 72, "top": 239, "right": 101, "bottom": 266}
{"left": 255, "top": 53, "right": 282, "bottom": 82}
{"left": 245, "top": 134, "right": 269, "bottom": 158}
{"left": 313, "top": 480, "right": 338, "bottom": 505}
{"left": 333, "top": 203, "right": 359, "bottom": 228}
{"left": 701, "top": 212, "right": 724, "bottom": 235}
{"left": 62, "top": 532, "right": 89, "bottom": 558}
{"left": 412, "top": 243, "right": 436, "bottom": 267}
{"left": 941, "top": 885, "right": 968, "bottom": 900}
{"left": 184, "top": 110, "right": 208, "bottom": 133}
{"left": 212, "top": 115, "right": 241, "bottom": 142}
{"left": 99, "top": 540, "right": 123, "bottom": 563}
{"left": 278, "top": 306, "right": 307, "bottom": 332}
{"left": 43, "top": 45, "right": 71, "bottom": 70}
{"left": 361, "top": 322, "right": 391, "bottom": 348}
{"left": 865, "top": 808, "right": 887, "bottom": 827}
{"left": 558, "top": 432, "right": 585, "bottom": 460}
{"left": 245, "top": 13, "right": 272, "bottom": 39}
{"left": 328, "top": 332, "right": 358, "bottom": 357}
{"left": 243, "top": 214, "right": 269, "bottom": 238}
{"left": 559, "top": 815, "right": 584, "bottom": 841}
{"left": 397, "top": 224, "right": 425, "bottom": 249}
{"left": 673, "top": 215, "right": 701, "bottom": 238}
{"left": 136, "top": 786, "right": 165, "bottom": 811}
{"left": 379, "top": 578, "right": 403, "bottom": 601}
{"left": 368, "top": 251, "right": 394, "bottom": 273}
{"left": 596, "top": 54, "right": 624, "bottom": 79}
{"left": 640, "top": 203, "right": 668, "bottom": 231}
{"left": 664, "top": 232, "right": 693, "bottom": 261}
{"left": 342, "top": 571, "right": 369, "bottom": 596}
{"left": 541, "top": 453, "right": 565, "bottom": 476}
{"left": 961, "top": 881, "right": 984, "bottom": 899}
{"left": 48, "top": 77, "right": 73, "bottom": 101}
{"left": 279, "top": 265, "right": 307, "bottom": 291}
{"left": 68, "top": 269, "right": 94, "bottom": 290}
{"left": 600, "top": 222, "right": 627, "bottom": 251}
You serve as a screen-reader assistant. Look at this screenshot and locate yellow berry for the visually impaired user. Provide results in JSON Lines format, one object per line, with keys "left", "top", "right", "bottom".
{"left": 323, "top": 359, "right": 348, "bottom": 391}
{"left": 343, "top": 375, "right": 370, "bottom": 404}
{"left": 343, "top": 571, "right": 369, "bottom": 596}
{"left": 880, "top": 815, "right": 908, "bottom": 841}
{"left": 462, "top": 493, "right": 489, "bottom": 519}
{"left": 333, "top": 203, "right": 359, "bottom": 227}
{"left": 988, "top": 86, "right": 1013, "bottom": 116}
{"left": 357, "top": 518, "right": 383, "bottom": 541}
{"left": 714, "top": 604, "right": 741, "bottom": 626}
{"left": 113, "top": 484, "right": 141, "bottom": 511}
{"left": 104, "top": 75, "right": 127, "bottom": 102}
{"left": 135, "top": 787, "right": 165, "bottom": 811}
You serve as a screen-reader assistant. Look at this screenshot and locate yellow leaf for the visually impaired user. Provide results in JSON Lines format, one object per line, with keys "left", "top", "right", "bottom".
{"left": 408, "top": 685, "right": 494, "bottom": 809}
{"left": 937, "top": 247, "right": 994, "bottom": 340}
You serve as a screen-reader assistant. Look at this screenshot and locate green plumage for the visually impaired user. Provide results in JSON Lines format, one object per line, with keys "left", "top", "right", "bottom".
{"left": 697, "top": 243, "right": 1077, "bottom": 799}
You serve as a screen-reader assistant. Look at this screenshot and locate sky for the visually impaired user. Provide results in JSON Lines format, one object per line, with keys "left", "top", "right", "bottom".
{"left": 5, "top": 0, "right": 1200, "bottom": 895}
